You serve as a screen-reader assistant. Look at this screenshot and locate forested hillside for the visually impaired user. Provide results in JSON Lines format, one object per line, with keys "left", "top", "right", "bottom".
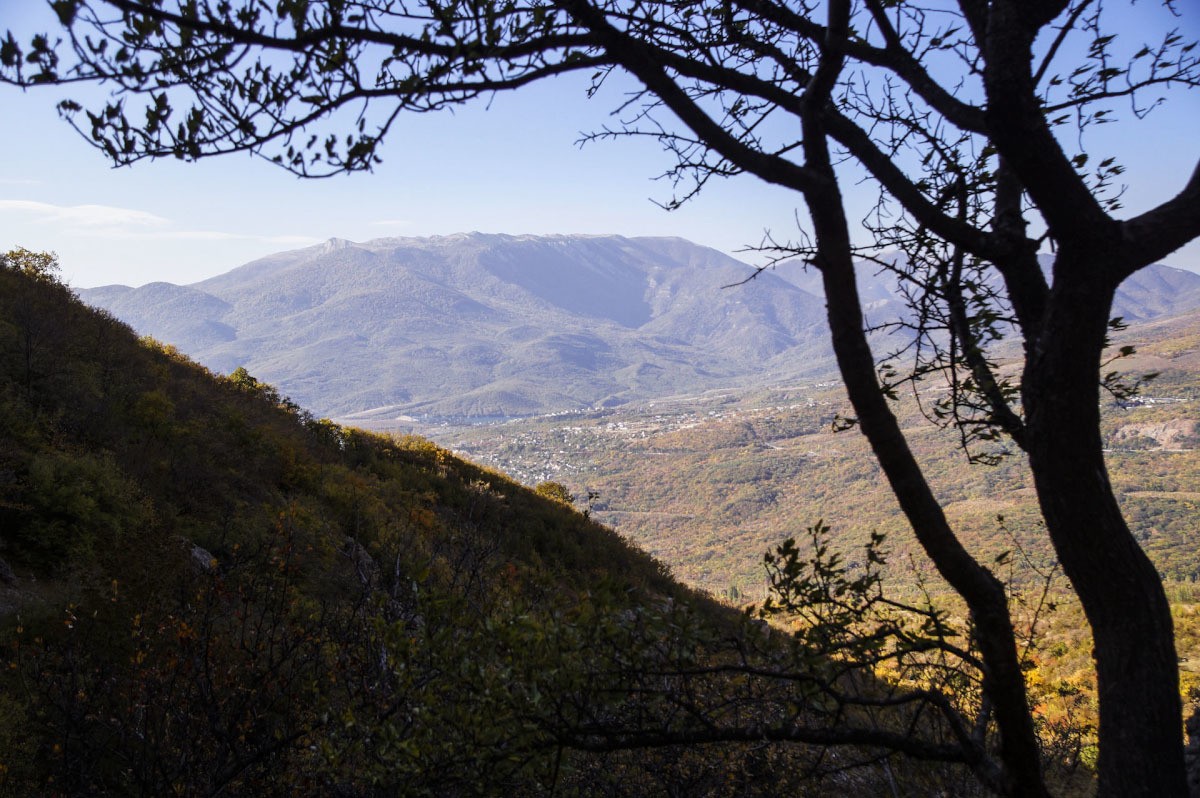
{"left": 4, "top": 247, "right": 1132, "bottom": 795}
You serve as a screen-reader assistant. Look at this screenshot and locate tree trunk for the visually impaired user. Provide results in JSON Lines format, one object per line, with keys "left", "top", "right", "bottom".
{"left": 818, "top": 256, "right": 1047, "bottom": 796}
{"left": 804, "top": 178, "right": 1047, "bottom": 795}
{"left": 1025, "top": 259, "right": 1186, "bottom": 798}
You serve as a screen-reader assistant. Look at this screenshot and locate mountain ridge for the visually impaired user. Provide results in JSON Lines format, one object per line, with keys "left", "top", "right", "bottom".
{"left": 80, "top": 234, "right": 835, "bottom": 418}
{"left": 79, "top": 233, "right": 1200, "bottom": 421}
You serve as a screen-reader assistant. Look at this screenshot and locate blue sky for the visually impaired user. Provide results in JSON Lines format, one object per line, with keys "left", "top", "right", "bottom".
{"left": 1, "top": 3, "right": 1197, "bottom": 288}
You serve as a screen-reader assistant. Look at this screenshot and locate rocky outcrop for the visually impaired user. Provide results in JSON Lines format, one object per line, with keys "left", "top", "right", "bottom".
{"left": 188, "top": 542, "right": 217, "bottom": 572}
{"left": 1110, "top": 419, "right": 1199, "bottom": 450}
{"left": 343, "top": 536, "right": 380, "bottom": 590}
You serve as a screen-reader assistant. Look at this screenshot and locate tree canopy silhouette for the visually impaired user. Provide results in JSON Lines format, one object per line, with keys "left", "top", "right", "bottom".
{"left": 4, "top": 1, "right": 1200, "bottom": 795}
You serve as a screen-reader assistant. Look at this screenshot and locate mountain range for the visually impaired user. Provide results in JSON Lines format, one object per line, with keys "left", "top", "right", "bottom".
{"left": 78, "top": 233, "right": 1200, "bottom": 421}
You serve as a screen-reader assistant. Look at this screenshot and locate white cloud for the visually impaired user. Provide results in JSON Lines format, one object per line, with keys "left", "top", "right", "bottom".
{"left": 0, "top": 199, "right": 319, "bottom": 248}
{"left": 134, "top": 230, "right": 322, "bottom": 246}
{"left": 0, "top": 199, "right": 169, "bottom": 229}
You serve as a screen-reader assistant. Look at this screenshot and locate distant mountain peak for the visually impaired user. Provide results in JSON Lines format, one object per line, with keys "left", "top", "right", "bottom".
{"left": 321, "top": 237, "right": 355, "bottom": 251}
